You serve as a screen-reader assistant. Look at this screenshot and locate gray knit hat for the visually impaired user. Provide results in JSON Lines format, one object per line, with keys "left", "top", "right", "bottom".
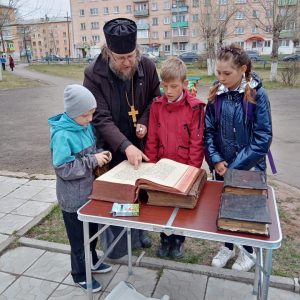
{"left": 64, "top": 84, "right": 97, "bottom": 118}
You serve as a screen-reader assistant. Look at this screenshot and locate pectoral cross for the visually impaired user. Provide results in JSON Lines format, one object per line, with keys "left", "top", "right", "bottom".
{"left": 128, "top": 105, "right": 139, "bottom": 127}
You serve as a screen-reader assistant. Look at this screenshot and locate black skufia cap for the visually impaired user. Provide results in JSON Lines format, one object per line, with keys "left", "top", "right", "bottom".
{"left": 103, "top": 18, "right": 137, "bottom": 54}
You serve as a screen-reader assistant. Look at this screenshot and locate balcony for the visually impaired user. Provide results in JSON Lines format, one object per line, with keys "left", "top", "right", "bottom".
{"left": 137, "top": 37, "right": 150, "bottom": 45}
{"left": 172, "top": 5, "right": 188, "bottom": 14}
{"left": 133, "top": 0, "right": 148, "bottom": 2}
{"left": 137, "top": 23, "right": 150, "bottom": 30}
{"left": 278, "top": 0, "right": 297, "bottom": 6}
{"left": 171, "top": 21, "right": 188, "bottom": 28}
{"left": 134, "top": 9, "right": 149, "bottom": 17}
{"left": 172, "top": 36, "right": 189, "bottom": 43}
{"left": 280, "top": 30, "right": 295, "bottom": 38}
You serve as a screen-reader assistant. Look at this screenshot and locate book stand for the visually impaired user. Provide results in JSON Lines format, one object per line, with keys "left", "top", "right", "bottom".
{"left": 78, "top": 181, "right": 282, "bottom": 300}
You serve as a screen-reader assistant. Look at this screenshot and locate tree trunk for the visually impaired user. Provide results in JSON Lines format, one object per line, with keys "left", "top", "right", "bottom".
{"left": 206, "top": 35, "right": 216, "bottom": 76}
{"left": 270, "top": 61, "right": 278, "bottom": 81}
{"left": 0, "top": 67, "right": 2, "bottom": 81}
{"left": 270, "top": 30, "right": 280, "bottom": 81}
{"left": 207, "top": 58, "right": 216, "bottom": 76}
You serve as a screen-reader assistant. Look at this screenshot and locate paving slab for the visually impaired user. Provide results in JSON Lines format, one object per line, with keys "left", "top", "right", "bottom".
{"left": 153, "top": 269, "right": 207, "bottom": 300}
{"left": 0, "top": 276, "right": 59, "bottom": 300}
{"left": 269, "top": 287, "right": 300, "bottom": 300}
{"left": 31, "top": 187, "right": 57, "bottom": 203}
{"left": 24, "top": 251, "right": 70, "bottom": 282}
{"left": 0, "top": 182, "right": 22, "bottom": 198}
{"left": 106, "top": 265, "right": 158, "bottom": 297}
{"left": 0, "top": 246, "right": 45, "bottom": 274}
{"left": 0, "top": 195, "right": 26, "bottom": 213}
{"left": 0, "top": 177, "right": 29, "bottom": 185}
{"left": 0, "top": 234, "right": 9, "bottom": 244}
{"left": 11, "top": 200, "right": 52, "bottom": 217}
{"left": 0, "top": 272, "right": 16, "bottom": 294}
{"left": 7, "top": 185, "right": 45, "bottom": 200}
{"left": 0, "top": 214, "right": 33, "bottom": 234}
{"left": 25, "top": 180, "right": 55, "bottom": 188}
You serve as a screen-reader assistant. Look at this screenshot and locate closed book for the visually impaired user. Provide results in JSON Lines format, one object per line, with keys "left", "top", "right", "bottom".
{"left": 144, "top": 169, "right": 207, "bottom": 209}
{"left": 91, "top": 158, "right": 201, "bottom": 204}
{"left": 223, "top": 169, "right": 267, "bottom": 196}
{"left": 111, "top": 203, "right": 140, "bottom": 217}
{"left": 217, "top": 193, "right": 271, "bottom": 236}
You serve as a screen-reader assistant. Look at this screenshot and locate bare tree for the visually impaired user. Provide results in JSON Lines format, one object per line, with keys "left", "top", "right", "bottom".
{"left": 198, "top": 0, "right": 238, "bottom": 75}
{"left": 247, "top": 0, "right": 298, "bottom": 81}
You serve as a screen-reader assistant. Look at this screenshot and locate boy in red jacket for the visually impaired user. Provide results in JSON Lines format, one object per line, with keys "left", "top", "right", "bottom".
{"left": 145, "top": 57, "right": 205, "bottom": 258}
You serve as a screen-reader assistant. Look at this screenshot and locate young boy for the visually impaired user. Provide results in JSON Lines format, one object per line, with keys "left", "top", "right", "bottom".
{"left": 48, "top": 84, "right": 112, "bottom": 292}
{"left": 145, "top": 57, "right": 206, "bottom": 258}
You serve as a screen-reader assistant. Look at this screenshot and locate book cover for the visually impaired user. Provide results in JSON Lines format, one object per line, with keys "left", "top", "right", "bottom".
{"left": 145, "top": 169, "right": 207, "bottom": 209}
{"left": 217, "top": 193, "right": 271, "bottom": 236}
{"left": 223, "top": 169, "right": 267, "bottom": 196}
{"left": 111, "top": 203, "right": 140, "bottom": 217}
{"left": 90, "top": 159, "right": 200, "bottom": 203}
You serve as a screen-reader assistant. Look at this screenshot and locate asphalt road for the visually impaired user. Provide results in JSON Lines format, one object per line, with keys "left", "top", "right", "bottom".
{"left": 0, "top": 64, "right": 299, "bottom": 189}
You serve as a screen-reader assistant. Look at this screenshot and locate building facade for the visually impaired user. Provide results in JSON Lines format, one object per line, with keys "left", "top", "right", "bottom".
{"left": 17, "top": 16, "right": 73, "bottom": 61}
{"left": 69, "top": 1, "right": 299, "bottom": 58}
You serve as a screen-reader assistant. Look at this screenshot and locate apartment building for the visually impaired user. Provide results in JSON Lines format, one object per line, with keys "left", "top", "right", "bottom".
{"left": 0, "top": 4, "right": 20, "bottom": 60}
{"left": 17, "top": 16, "right": 73, "bottom": 61}
{"left": 70, "top": 0, "right": 299, "bottom": 58}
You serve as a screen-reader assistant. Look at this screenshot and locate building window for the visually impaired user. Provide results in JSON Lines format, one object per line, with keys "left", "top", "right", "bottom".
{"left": 90, "top": 8, "right": 98, "bottom": 16}
{"left": 266, "top": 9, "right": 272, "bottom": 17}
{"left": 152, "top": 3, "right": 158, "bottom": 10}
{"left": 103, "top": 7, "right": 109, "bottom": 15}
{"left": 81, "top": 36, "right": 87, "bottom": 42}
{"left": 164, "top": 17, "right": 170, "bottom": 24}
{"left": 80, "top": 23, "right": 86, "bottom": 30}
{"left": 137, "top": 30, "right": 149, "bottom": 39}
{"left": 192, "top": 14, "right": 199, "bottom": 22}
{"left": 152, "top": 17, "right": 158, "bottom": 26}
{"left": 235, "top": 0, "right": 246, "bottom": 3}
{"left": 264, "top": 40, "right": 271, "bottom": 47}
{"left": 91, "top": 22, "right": 99, "bottom": 29}
{"left": 164, "top": 1, "right": 171, "bottom": 10}
{"left": 152, "top": 32, "right": 159, "bottom": 39}
{"left": 126, "top": 5, "right": 132, "bottom": 13}
{"left": 252, "top": 10, "right": 259, "bottom": 18}
{"left": 279, "top": 40, "right": 289, "bottom": 47}
{"left": 79, "top": 9, "right": 84, "bottom": 16}
{"left": 192, "top": 43, "right": 198, "bottom": 51}
{"left": 265, "top": 26, "right": 272, "bottom": 33}
{"left": 193, "top": 0, "right": 199, "bottom": 7}
{"left": 284, "top": 21, "right": 295, "bottom": 31}
{"left": 92, "top": 35, "right": 100, "bottom": 43}
{"left": 178, "top": 43, "right": 186, "bottom": 51}
{"left": 164, "top": 44, "right": 170, "bottom": 52}
{"left": 252, "top": 26, "right": 258, "bottom": 33}
{"left": 38, "top": 41, "right": 42, "bottom": 46}
{"left": 219, "top": 0, "right": 228, "bottom": 4}
{"left": 235, "top": 27, "right": 244, "bottom": 34}
{"left": 192, "top": 29, "right": 198, "bottom": 37}
{"left": 205, "top": 0, "right": 211, "bottom": 5}
{"left": 173, "top": 27, "right": 188, "bottom": 36}
{"left": 235, "top": 11, "right": 245, "bottom": 19}
{"left": 219, "top": 11, "right": 227, "bottom": 20}
{"left": 236, "top": 41, "right": 244, "bottom": 47}
{"left": 113, "top": 6, "right": 119, "bottom": 14}
{"left": 33, "top": 41, "right": 36, "bottom": 46}
{"left": 164, "top": 31, "right": 171, "bottom": 38}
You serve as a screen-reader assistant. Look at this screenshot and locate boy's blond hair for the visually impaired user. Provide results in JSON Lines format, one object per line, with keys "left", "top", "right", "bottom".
{"left": 160, "top": 57, "right": 187, "bottom": 82}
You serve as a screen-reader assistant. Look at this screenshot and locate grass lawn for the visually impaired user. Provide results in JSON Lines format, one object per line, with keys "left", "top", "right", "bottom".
{"left": 0, "top": 70, "right": 45, "bottom": 90}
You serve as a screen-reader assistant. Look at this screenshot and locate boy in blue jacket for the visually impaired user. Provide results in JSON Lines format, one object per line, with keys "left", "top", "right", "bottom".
{"left": 48, "top": 84, "right": 112, "bottom": 293}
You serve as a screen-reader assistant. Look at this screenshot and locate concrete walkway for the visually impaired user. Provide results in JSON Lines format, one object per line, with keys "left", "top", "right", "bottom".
{"left": 0, "top": 173, "right": 299, "bottom": 300}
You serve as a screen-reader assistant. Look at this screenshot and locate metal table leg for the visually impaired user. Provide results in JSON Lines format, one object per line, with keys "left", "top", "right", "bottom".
{"left": 127, "top": 227, "right": 133, "bottom": 275}
{"left": 253, "top": 247, "right": 263, "bottom": 297}
{"left": 261, "top": 249, "right": 273, "bottom": 300}
{"left": 83, "top": 221, "right": 93, "bottom": 300}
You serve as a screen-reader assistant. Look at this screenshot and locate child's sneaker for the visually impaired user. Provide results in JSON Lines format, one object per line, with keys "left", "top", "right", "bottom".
{"left": 91, "top": 262, "right": 112, "bottom": 274}
{"left": 211, "top": 246, "right": 235, "bottom": 268}
{"left": 232, "top": 249, "right": 256, "bottom": 271}
{"left": 76, "top": 277, "right": 102, "bottom": 293}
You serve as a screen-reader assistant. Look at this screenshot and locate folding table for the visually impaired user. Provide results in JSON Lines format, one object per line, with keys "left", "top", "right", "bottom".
{"left": 78, "top": 181, "right": 282, "bottom": 300}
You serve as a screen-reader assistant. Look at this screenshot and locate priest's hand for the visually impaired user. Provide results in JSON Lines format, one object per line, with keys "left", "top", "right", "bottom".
{"left": 125, "top": 145, "right": 149, "bottom": 169}
{"left": 215, "top": 161, "right": 228, "bottom": 177}
{"left": 136, "top": 124, "right": 147, "bottom": 139}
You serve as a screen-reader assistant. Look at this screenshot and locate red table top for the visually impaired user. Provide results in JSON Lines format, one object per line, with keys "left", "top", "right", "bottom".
{"left": 78, "top": 181, "right": 282, "bottom": 249}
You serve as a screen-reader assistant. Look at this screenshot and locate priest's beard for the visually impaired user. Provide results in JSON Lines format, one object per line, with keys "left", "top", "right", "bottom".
{"left": 109, "top": 60, "right": 138, "bottom": 81}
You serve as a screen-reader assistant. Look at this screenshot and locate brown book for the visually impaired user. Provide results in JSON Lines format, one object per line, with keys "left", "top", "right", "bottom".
{"left": 91, "top": 158, "right": 201, "bottom": 204}
{"left": 144, "top": 169, "right": 207, "bottom": 209}
{"left": 217, "top": 193, "right": 271, "bottom": 236}
{"left": 223, "top": 169, "right": 267, "bottom": 196}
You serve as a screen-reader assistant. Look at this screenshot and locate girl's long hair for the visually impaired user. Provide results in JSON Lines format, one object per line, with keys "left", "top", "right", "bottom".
{"left": 208, "top": 44, "right": 256, "bottom": 103}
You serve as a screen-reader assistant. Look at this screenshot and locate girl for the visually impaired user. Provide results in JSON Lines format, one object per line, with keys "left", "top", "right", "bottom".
{"left": 204, "top": 44, "right": 272, "bottom": 271}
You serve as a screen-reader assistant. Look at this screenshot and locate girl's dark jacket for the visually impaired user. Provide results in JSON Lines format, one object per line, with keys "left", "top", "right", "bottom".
{"left": 204, "top": 73, "right": 272, "bottom": 171}
{"left": 83, "top": 54, "right": 160, "bottom": 152}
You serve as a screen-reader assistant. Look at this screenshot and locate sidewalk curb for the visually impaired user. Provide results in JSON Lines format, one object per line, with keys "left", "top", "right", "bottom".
{"left": 17, "top": 237, "right": 298, "bottom": 294}
{"left": 0, "top": 170, "right": 56, "bottom": 180}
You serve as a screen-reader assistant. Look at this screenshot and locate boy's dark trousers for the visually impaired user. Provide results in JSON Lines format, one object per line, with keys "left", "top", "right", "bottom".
{"left": 161, "top": 233, "right": 185, "bottom": 243}
{"left": 62, "top": 210, "right": 99, "bottom": 283}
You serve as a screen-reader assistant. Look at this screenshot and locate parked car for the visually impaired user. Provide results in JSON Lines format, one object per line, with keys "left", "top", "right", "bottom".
{"left": 245, "top": 50, "right": 262, "bottom": 61}
{"left": 178, "top": 52, "right": 199, "bottom": 63}
{"left": 282, "top": 53, "right": 300, "bottom": 62}
{"left": 86, "top": 54, "right": 99, "bottom": 63}
{"left": 143, "top": 53, "right": 159, "bottom": 63}
{"left": 43, "top": 55, "right": 64, "bottom": 62}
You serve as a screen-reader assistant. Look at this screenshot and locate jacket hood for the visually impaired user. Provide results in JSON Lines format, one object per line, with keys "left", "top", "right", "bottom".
{"left": 48, "top": 113, "right": 87, "bottom": 138}
{"left": 216, "top": 72, "right": 262, "bottom": 96}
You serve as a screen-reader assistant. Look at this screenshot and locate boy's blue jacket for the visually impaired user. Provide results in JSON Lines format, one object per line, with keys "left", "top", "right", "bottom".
{"left": 48, "top": 113, "right": 101, "bottom": 212}
{"left": 204, "top": 74, "right": 272, "bottom": 171}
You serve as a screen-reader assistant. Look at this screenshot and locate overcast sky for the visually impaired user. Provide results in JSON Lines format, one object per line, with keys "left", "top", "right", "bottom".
{"left": 0, "top": 0, "right": 71, "bottom": 19}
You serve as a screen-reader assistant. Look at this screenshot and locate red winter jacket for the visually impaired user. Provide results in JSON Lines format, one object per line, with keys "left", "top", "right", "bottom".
{"left": 145, "top": 90, "right": 206, "bottom": 168}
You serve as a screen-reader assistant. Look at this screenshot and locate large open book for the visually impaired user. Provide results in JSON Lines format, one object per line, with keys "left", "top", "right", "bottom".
{"left": 91, "top": 158, "right": 201, "bottom": 204}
